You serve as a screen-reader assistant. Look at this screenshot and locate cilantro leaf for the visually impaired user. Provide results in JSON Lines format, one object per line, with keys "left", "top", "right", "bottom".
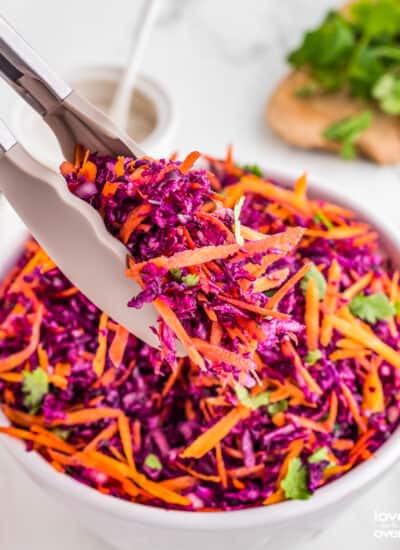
{"left": 348, "top": 47, "right": 385, "bottom": 99}
{"left": 373, "top": 74, "right": 400, "bottom": 115}
{"left": 308, "top": 447, "right": 336, "bottom": 470}
{"left": 263, "top": 289, "right": 276, "bottom": 298}
{"left": 182, "top": 274, "right": 200, "bottom": 287}
{"left": 22, "top": 367, "right": 49, "bottom": 413}
{"left": 267, "top": 399, "right": 288, "bottom": 415}
{"left": 349, "top": 292, "right": 395, "bottom": 324}
{"left": 52, "top": 428, "right": 70, "bottom": 441}
{"left": 300, "top": 264, "right": 327, "bottom": 299}
{"left": 234, "top": 384, "right": 270, "bottom": 411}
{"left": 323, "top": 111, "right": 372, "bottom": 160}
{"left": 305, "top": 349, "right": 322, "bottom": 366}
{"left": 280, "top": 457, "right": 311, "bottom": 500}
{"left": 144, "top": 454, "right": 162, "bottom": 470}
{"left": 233, "top": 196, "right": 245, "bottom": 246}
{"left": 313, "top": 210, "right": 333, "bottom": 230}
{"left": 242, "top": 164, "right": 263, "bottom": 177}
{"left": 308, "top": 447, "right": 329, "bottom": 464}
{"left": 351, "top": 0, "right": 400, "bottom": 39}
{"left": 287, "top": 1, "right": 400, "bottom": 117}
{"left": 288, "top": 12, "right": 355, "bottom": 71}
{"left": 169, "top": 268, "right": 182, "bottom": 281}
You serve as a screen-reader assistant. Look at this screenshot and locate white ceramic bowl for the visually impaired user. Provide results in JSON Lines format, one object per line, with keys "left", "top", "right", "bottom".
{"left": 9, "top": 65, "right": 176, "bottom": 172}
{"left": 0, "top": 172, "right": 399, "bottom": 550}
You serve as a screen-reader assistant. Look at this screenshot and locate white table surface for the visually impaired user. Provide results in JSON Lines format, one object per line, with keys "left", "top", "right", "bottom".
{"left": 0, "top": 0, "right": 399, "bottom": 548}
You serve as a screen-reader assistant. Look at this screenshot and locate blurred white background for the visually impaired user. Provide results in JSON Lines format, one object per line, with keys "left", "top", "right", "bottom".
{"left": 0, "top": 0, "right": 399, "bottom": 548}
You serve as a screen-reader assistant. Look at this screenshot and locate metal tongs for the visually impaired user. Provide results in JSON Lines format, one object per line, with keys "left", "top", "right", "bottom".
{"left": 0, "top": 16, "right": 161, "bottom": 349}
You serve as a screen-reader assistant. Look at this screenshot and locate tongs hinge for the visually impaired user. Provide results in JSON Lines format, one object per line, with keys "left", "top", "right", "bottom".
{"left": 0, "top": 17, "right": 71, "bottom": 115}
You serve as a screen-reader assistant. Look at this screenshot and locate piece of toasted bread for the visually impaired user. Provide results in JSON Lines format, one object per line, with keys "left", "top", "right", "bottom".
{"left": 266, "top": 71, "right": 400, "bottom": 164}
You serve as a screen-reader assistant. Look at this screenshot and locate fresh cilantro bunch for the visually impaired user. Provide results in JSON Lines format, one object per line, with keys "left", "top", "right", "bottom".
{"left": 288, "top": 0, "right": 400, "bottom": 113}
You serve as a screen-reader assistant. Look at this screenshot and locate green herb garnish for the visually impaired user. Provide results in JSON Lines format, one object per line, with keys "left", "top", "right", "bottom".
{"left": 305, "top": 349, "right": 322, "bottom": 366}
{"left": 144, "top": 454, "right": 162, "bottom": 470}
{"left": 308, "top": 447, "right": 336, "bottom": 469}
{"left": 373, "top": 73, "right": 400, "bottom": 114}
{"left": 169, "top": 268, "right": 183, "bottom": 281}
{"left": 52, "top": 428, "right": 71, "bottom": 441}
{"left": 22, "top": 367, "right": 49, "bottom": 414}
{"left": 323, "top": 111, "right": 372, "bottom": 160}
{"left": 313, "top": 210, "right": 333, "bottom": 230}
{"left": 182, "top": 274, "right": 200, "bottom": 287}
{"left": 349, "top": 292, "right": 395, "bottom": 323}
{"left": 234, "top": 384, "right": 270, "bottom": 411}
{"left": 267, "top": 399, "right": 289, "bottom": 415}
{"left": 242, "top": 164, "right": 263, "bottom": 177}
{"left": 280, "top": 457, "right": 311, "bottom": 500}
{"left": 300, "top": 263, "right": 327, "bottom": 299}
{"left": 288, "top": 0, "right": 400, "bottom": 140}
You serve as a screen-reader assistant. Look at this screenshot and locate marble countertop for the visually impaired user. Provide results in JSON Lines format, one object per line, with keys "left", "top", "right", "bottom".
{"left": 0, "top": 0, "right": 399, "bottom": 548}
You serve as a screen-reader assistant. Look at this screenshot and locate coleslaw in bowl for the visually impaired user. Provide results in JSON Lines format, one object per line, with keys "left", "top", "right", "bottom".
{"left": 0, "top": 155, "right": 399, "bottom": 549}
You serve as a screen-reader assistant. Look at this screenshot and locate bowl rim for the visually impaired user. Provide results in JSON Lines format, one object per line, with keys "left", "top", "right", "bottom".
{"left": 1, "top": 168, "right": 400, "bottom": 530}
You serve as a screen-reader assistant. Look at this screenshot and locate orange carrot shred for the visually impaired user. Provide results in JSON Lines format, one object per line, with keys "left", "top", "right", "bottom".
{"left": 218, "top": 295, "right": 289, "bottom": 320}
{"left": 215, "top": 442, "right": 228, "bottom": 488}
{"left": 51, "top": 407, "right": 121, "bottom": 426}
{"left": 191, "top": 338, "right": 256, "bottom": 372}
{"left": 84, "top": 422, "right": 118, "bottom": 452}
{"left": 180, "top": 151, "right": 201, "bottom": 174}
{"left": 362, "top": 358, "right": 384, "bottom": 413}
{"left": 305, "top": 276, "right": 319, "bottom": 352}
{"left": 181, "top": 406, "right": 249, "bottom": 459}
{"left": 118, "top": 414, "right": 135, "bottom": 469}
{"left": 120, "top": 204, "right": 152, "bottom": 244}
{"left": 93, "top": 312, "right": 108, "bottom": 377}
{"left": 331, "top": 314, "right": 400, "bottom": 370}
{"left": 267, "top": 263, "right": 311, "bottom": 310}
{"left": 114, "top": 156, "right": 125, "bottom": 177}
{"left": 109, "top": 325, "right": 129, "bottom": 368}
{"left": 0, "top": 305, "right": 44, "bottom": 373}
{"left": 340, "top": 382, "right": 367, "bottom": 433}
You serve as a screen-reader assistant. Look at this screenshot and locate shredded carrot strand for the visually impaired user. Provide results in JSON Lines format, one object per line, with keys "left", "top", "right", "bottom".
{"left": 0, "top": 306, "right": 44, "bottom": 373}
{"left": 362, "top": 359, "right": 384, "bottom": 413}
{"left": 119, "top": 204, "right": 152, "bottom": 244}
{"left": 340, "top": 382, "right": 367, "bottom": 433}
{"left": 118, "top": 414, "right": 135, "bottom": 469}
{"left": 342, "top": 272, "right": 373, "bottom": 301}
{"left": 219, "top": 295, "right": 289, "bottom": 320}
{"left": 215, "top": 442, "right": 228, "bottom": 488}
{"left": 51, "top": 408, "right": 121, "bottom": 426}
{"left": 331, "top": 314, "right": 400, "bottom": 370}
{"left": 305, "top": 277, "right": 320, "bottom": 351}
{"left": 93, "top": 312, "right": 108, "bottom": 377}
{"left": 267, "top": 263, "right": 311, "bottom": 310}
{"left": 84, "top": 422, "right": 118, "bottom": 452}
{"left": 305, "top": 225, "right": 368, "bottom": 240}
{"left": 320, "top": 259, "right": 341, "bottom": 347}
{"left": 181, "top": 406, "right": 249, "bottom": 459}
{"left": 191, "top": 338, "right": 256, "bottom": 372}
{"left": 180, "top": 151, "right": 201, "bottom": 174}
{"left": 114, "top": 156, "right": 125, "bottom": 177}
{"left": 0, "top": 426, "right": 74, "bottom": 454}
{"left": 109, "top": 325, "right": 129, "bottom": 368}
{"left": 224, "top": 176, "right": 311, "bottom": 216}
{"left": 252, "top": 268, "right": 290, "bottom": 293}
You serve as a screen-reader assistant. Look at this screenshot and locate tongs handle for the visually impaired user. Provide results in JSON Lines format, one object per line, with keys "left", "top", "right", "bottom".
{"left": 0, "top": 16, "right": 71, "bottom": 115}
